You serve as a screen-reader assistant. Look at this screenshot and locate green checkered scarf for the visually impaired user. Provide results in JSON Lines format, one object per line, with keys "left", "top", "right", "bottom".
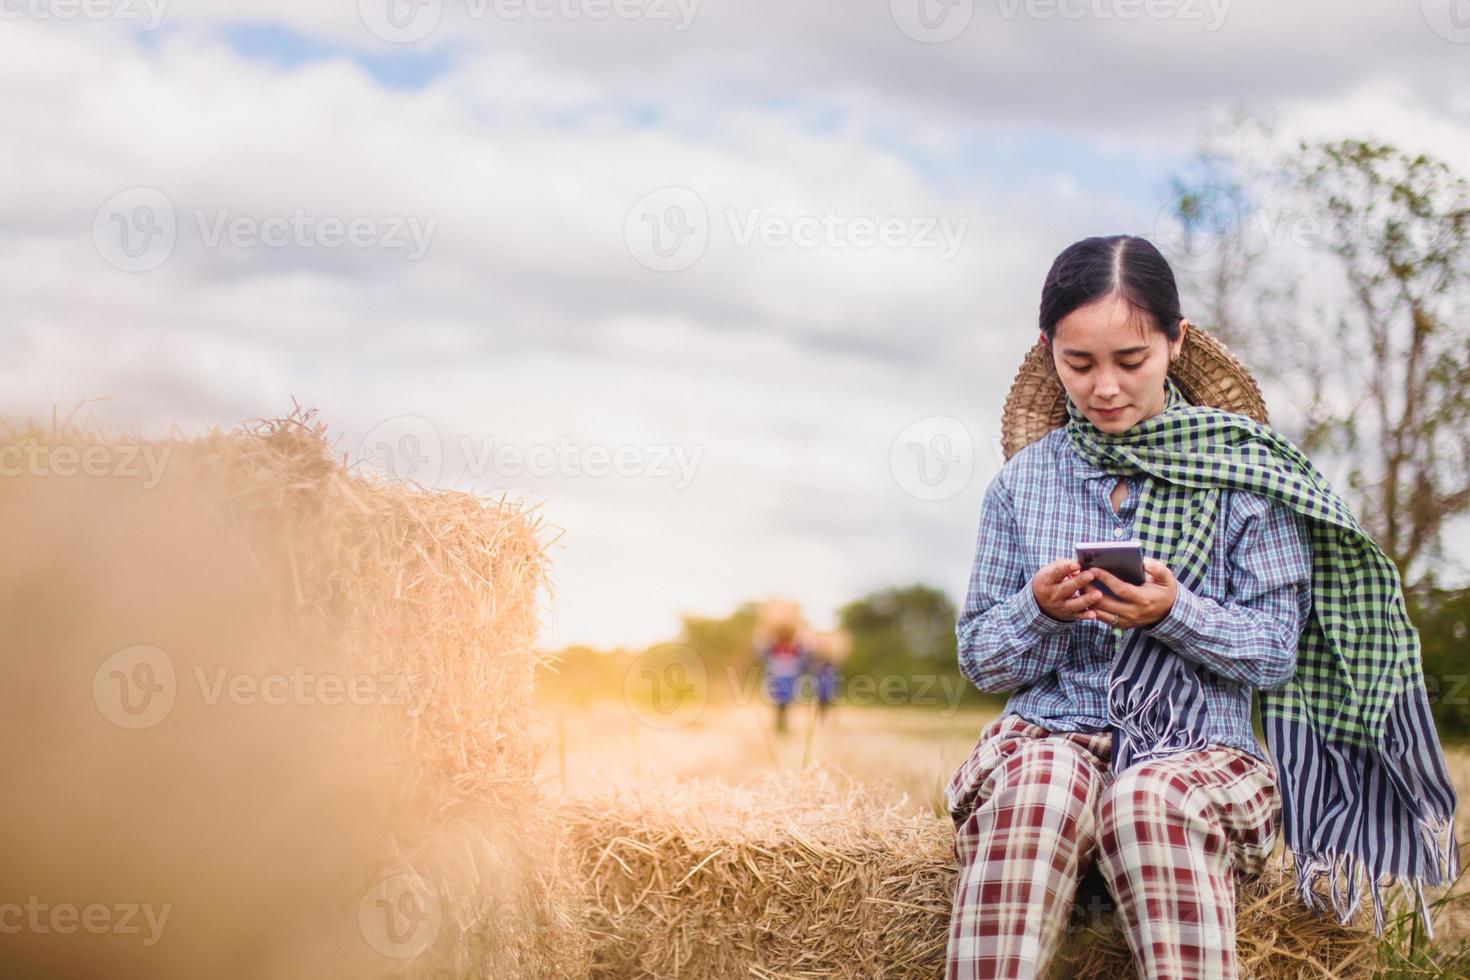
{"left": 1065, "top": 375, "right": 1458, "bottom": 935}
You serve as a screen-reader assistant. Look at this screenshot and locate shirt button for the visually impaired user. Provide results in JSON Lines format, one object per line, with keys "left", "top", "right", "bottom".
{"left": 1114, "top": 527, "right": 1127, "bottom": 539}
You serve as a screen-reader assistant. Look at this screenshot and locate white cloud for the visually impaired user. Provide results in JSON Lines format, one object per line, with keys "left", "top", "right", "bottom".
{"left": 4, "top": 9, "right": 1469, "bottom": 647}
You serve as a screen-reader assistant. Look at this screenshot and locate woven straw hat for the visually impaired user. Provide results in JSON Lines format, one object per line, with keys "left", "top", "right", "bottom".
{"left": 1000, "top": 324, "right": 1267, "bottom": 460}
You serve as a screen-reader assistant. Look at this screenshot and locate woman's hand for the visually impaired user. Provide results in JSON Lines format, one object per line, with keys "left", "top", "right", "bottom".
{"left": 1031, "top": 559, "right": 1104, "bottom": 622}
{"left": 1076, "top": 558, "right": 1177, "bottom": 629}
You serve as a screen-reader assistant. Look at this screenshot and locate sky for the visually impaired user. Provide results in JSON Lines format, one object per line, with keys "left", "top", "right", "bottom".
{"left": 4, "top": 0, "right": 1470, "bottom": 649}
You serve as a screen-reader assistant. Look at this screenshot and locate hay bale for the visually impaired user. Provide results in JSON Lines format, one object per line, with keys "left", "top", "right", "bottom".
{"left": 562, "top": 770, "right": 951, "bottom": 978}
{"left": 810, "top": 629, "right": 853, "bottom": 664}
{"left": 0, "top": 407, "right": 588, "bottom": 980}
{"left": 756, "top": 600, "right": 804, "bottom": 645}
{"left": 560, "top": 770, "right": 1381, "bottom": 979}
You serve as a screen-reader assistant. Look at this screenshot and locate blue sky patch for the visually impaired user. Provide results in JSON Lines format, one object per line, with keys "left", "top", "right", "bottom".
{"left": 217, "top": 21, "right": 458, "bottom": 90}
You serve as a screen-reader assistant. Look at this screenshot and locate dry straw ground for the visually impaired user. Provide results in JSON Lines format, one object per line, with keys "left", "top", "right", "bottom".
{"left": 542, "top": 699, "right": 1470, "bottom": 979}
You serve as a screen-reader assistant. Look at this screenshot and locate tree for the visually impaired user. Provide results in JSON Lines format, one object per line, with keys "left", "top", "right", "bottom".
{"left": 678, "top": 603, "right": 758, "bottom": 681}
{"left": 1406, "top": 584, "right": 1470, "bottom": 738}
{"left": 837, "top": 584, "right": 993, "bottom": 709}
{"left": 1166, "top": 133, "right": 1470, "bottom": 588}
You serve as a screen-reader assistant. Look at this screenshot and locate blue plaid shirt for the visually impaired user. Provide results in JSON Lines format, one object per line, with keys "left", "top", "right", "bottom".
{"left": 957, "top": 427, "right": 1313, "bottom": 762}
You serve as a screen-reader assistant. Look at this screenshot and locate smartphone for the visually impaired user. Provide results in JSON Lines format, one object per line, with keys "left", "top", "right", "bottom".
{"left": 1075, "top": 540, "right": 1147, "bottom": 598}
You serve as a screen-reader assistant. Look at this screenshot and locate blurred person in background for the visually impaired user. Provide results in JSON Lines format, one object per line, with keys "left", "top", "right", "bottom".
{"left": 808, "top": 629, "right": 851, "bottom": 721}
{"left": 759, "top": 624, "right": 807, "bottom": 735}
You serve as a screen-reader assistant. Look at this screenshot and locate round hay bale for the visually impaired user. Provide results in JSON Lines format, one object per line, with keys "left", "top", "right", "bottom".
{"left": 756, "top": 600, "right": 804, "bottom": 646}
{"left": 0, "top": 407, "right": 588, "bottom": 980}
{"left": 559, "top": 772, "right": 1385, "bottom": 979}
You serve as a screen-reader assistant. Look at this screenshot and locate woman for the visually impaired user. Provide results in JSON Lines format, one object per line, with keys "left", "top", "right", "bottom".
{"left": 945, "top": 236, "right": 1458, "bottom": 980}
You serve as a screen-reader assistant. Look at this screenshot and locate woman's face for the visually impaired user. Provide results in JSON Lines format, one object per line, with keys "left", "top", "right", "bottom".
{"left": 1045, "top": 296, "right": 1187, "bottom": 433}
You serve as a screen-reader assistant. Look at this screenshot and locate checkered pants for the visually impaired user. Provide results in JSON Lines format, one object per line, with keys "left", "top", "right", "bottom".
{"left": 945, "top": 714, "right": 1280, "bottom": 980}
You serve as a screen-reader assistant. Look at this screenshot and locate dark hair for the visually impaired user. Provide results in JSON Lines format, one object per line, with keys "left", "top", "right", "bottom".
{"left": 1038, "top": 236, "right": 1183, "bottom": 345}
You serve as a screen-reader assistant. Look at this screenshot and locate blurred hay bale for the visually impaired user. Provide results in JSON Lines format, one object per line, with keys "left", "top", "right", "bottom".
{"left": 756, "top": 600, "right": 803, "bottom": 645}
{"left": 193, "top": 409, "right": 548, "bottom": 813}
{"left": 810, "top": 629, "right": 853, "bottom": 664}
{"left": 560, "top": 771, "right": 1381, "bottom": 979}
{"left": 0, "top": 407, "right": 588, "bottom": 980}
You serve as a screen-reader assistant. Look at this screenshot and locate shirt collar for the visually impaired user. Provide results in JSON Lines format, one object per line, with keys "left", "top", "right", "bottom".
{"left": 1059, "top": 435, "right": 1115, "bottom": 482}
